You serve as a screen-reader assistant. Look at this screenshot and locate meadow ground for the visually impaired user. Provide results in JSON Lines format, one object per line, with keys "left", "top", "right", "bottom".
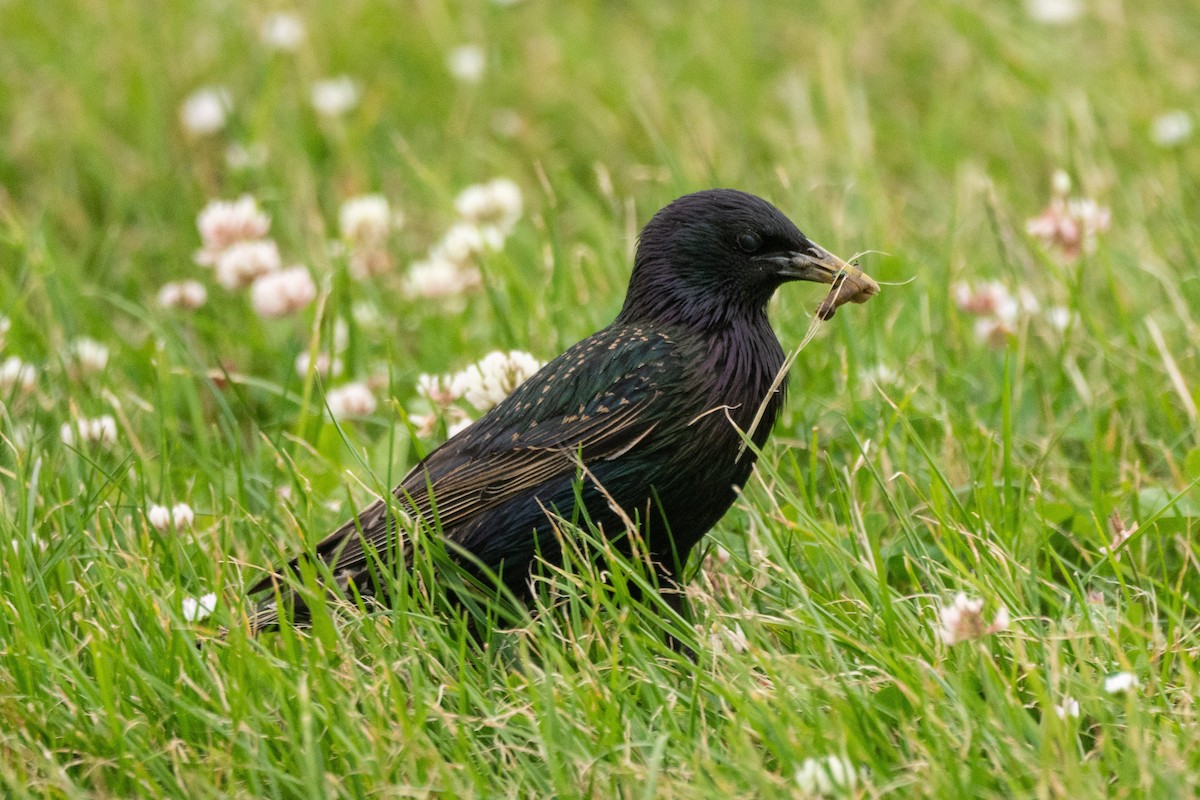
{"left": 2, "top": 1, "right": 1199, "bottom": 797}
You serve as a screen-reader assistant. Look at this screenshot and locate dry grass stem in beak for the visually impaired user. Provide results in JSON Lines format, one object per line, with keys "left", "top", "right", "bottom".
{"left": 816, "top": 264, "right": 880, "bottom": 320}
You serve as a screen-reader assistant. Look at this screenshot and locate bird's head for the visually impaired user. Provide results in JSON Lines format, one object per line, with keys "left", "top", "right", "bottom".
{"left": 619, "top": 189, "right": 875, "bottom": 327}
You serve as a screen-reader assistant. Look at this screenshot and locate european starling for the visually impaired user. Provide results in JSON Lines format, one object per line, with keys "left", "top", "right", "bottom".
{"left": 249, "top": 189, "right": 877, "bottom": 631}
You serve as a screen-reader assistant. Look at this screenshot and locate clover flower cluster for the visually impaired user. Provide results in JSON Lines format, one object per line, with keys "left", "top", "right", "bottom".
{"left": 179, "top": 12, "right": 357, "bottom": 137}
{"left": 1025, "top": 0, "right": 1082, "bottom": 25}
{"left": 67, "top": 337, "right": 109, "bottom": 375}
{"left": 403, "top": 178, "right": 524, "bottom": 308}
{"left": 447, "top": 45, "right": 486, "bottom": 83}
{"left": 339, "top": 195, "right": 403, "bottom": 279}
{"left": 793, "top": 755, "right": 867, "bottom": 797}
{"left": 953, "top": 280, "right": 1075, "bottom": 348}
{"left": 190, "top": 196, "right": 316, "bottom": 319}
{"left": 410, "top": 349, "right": 543, "bottom": 437}
{"left": 0, "top": 355, "right": 37, "bottom": 393}
{"left": 148, "top": 502, "right": 195, "bottom": 531}
{"left": 157, "top": 280, "right": 208, "bottom": 310}
{"left": 1025, "top": 170, "right": 1111, "bottom": 261}
{"left": 326, "top": 382, "right": 377, "bottom": 419}
{"left": 311, "top": 76, "right": 360, "bottom": 117}
{"left": 3, "top": 321, "right": 125, "bottom": 445}
{"left": 937, "top": 592, "right": 1009, "bottom": 645}
{"left": 181, "top": 593, "right": 217, "bottom": 622}
{"left": 179, "top": 87, "right": 232, "bottom": 137}
{"left": 60, "top": 415, "right": 119, "bottom": 447}
{"left": 178, "top": 17, "right": 364, "bottom": 174}
{"left": 259, "top": 11, "right": 305, "bottom": 52}
{"left": 1151, "top": 110, "right": 1193, "bottom": 147}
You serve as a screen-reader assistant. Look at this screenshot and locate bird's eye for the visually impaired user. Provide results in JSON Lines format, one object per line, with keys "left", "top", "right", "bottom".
{"left": 736, "top": 231, "right": 762, "bottom": 253}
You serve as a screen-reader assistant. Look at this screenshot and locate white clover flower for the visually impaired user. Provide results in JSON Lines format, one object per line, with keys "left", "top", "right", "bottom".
{"left": 68, "top": 337, "right": 109, "bottom": 374}
{"left": 351, "top": 301, "right": 382, "bottom": 329}
{"left": 1016, "top": 286, "right": 1040, "bottom": 316}
{"left": 1045, "top": 306, "right": 1075, "bottom": 331}
{"left": 1026, "top": 174, "right": 1111, "bottom": 261}
{"left": 709, "top": 622, "right": 750, "bottom": 655}
{"left": 1066, "top": 198, "right": 1112, "bottom": 238}
{"left": 1052, "top": 168, "right": 1072, "bottom": 195}
{"left": 991, "top": 605, "right": 1010, "bottom": 631}
{"left": 250, "top": 266, "right": 317, "bottom": 318}
{"left": 454, "top": 350, "right": 543, "bottom": 412}
{"left": 180, "top": 87, "right": 231, "bottom": 136}
{"left": 1100, "top": 509, "right": 1139, "bottom": 558}
{"left": 862, "top": 363, "right": 899, "bottom": 385}
{"left": 1054, "top": 697, "right": 1081, "bottom": 719}
{"left": 260, "top": 11, "right": 306, "bottom": 51}
{"left": 326, "top": 382, "right": 377, "bottom": 418}
{"left": 225, "top": 141, "right": 268, "bottom": 171}
{"left": 1151, "top": 110, "right": 1193, "bottom": 148}
{"left": 348, "top": 249, "right": 394, "bottom": 280}
{"left": 490, "top": 108, "right": 525, "bottom": 139}
{"left": 446, "top": 415, "right": 474, "bottom": 438}
{"left": 433, "top": 222, "right": 505, "bottom": 266}
{"left": 61, "top": 415, "right": 118, "bottom": 447}
{"left": 0, "top": 315, "right": 10, "bottom": 349}
{"left": 793, "top": 755, "right": 865, "bottom": 797}
{"left": 295, "top": 351, "right": 344, "bottom": 378}
{"left": 172, "top": 503, "right": 195, "bottom": 529}
{"left": 148, "top": 504, "right": 172, "bottom": 531}
{"left": 10, "top": 533, "right": 46, "bottom": 554}
{"left": 196, "top": 196, "right": 271, "bottom": 261}
{"left": 93, "top": 415, "right": 119, "bottom": 445}
{"left": 953, "top": 280, "right": 1032, "bottom": 348}
{"left": 416, "top": 373, "right": 463, "bottom": 407}
{"left": 403, "top": 257, "right": 482, "bottom": 303}
{"left": 454, "top": 178, "right": 523, "bottom": 234}
{"left": 1104, "top": 672, "right": 1138, "bottom": 694}
{"left": 953, "top": 281, "right": 1016, "bottom": 320}
{"left": 332, "top": 318, "right": 351, "bottom": 352}
{"left": 311, "top": 76, "right": 361, "bottom": 117}
{"left": 938, "top": 593, "right": 1009, "bottom": 645}
{"left": 408, "top": 412, "right": 437, "bottom": 437}
{"left": 447, "top": 44, "right": 486, "bottom": 83}
{"left": 1025, "top": 0, "right": 1082, "bottom": 24}
{"left": 215, "top": 239, "right": 283, "bottom": 290}
{"left": 157, "top": 280, "right": 208, "bottom": 311}
{"left": 182, "top": 592, "right": 217, "bottom": 622}
{"left": 339, "top": 195, "right": 394, "bottom": 247}
{"left": 973, "top": 317, "right": 1014, "bottom": 349}
{"left": 0, "top": 356, "right": 37, "bottom": 392}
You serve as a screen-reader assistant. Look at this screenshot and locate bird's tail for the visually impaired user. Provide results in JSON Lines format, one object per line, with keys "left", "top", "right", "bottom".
{"left": 244, "top": 588, "right": 317, "bottom": 633}
{"left": 199, "top": 599, "right": 291, "bottom": 646}
{"left": 247, "top": 600, "right": 282, "bottom": 634}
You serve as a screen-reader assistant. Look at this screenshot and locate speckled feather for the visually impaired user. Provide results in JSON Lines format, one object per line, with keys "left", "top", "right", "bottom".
{"left": 250, "top": 189, "right": 827, "bottom": 629}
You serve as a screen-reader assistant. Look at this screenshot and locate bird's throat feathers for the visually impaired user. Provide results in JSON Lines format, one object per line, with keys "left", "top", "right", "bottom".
{"left": 699, "top": 316, "right": 788, "bottom": 443}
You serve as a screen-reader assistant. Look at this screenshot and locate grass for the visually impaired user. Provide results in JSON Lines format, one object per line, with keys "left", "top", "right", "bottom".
{"left": 2, "top": 0, "right": 1200, "bottom": 796}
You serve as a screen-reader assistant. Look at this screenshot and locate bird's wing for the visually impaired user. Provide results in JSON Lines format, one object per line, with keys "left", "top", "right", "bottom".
{"left": 251, "top": 325, "right": 684, "bottom": 594}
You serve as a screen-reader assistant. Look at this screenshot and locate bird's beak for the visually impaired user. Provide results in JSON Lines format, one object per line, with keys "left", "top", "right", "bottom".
{"left": 758, "top": 241, "right": 880, "bottom": 318}
{"left": 777, "top": 242, "right": 877, "bottom": 295}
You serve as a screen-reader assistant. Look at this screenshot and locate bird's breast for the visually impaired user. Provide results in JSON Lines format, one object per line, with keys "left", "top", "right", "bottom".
{"left": 695, "top": 321, "right": 787, "bottom": 443}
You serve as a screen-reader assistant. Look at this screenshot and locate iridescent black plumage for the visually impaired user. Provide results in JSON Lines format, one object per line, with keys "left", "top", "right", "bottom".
{"left": 249, "top": 189, "right": 867, "bottom": 630}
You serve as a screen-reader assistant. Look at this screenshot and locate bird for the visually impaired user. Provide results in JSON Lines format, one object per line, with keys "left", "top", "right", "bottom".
{"left": 247, "top": 189, "right": 878, "bottom": 634}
